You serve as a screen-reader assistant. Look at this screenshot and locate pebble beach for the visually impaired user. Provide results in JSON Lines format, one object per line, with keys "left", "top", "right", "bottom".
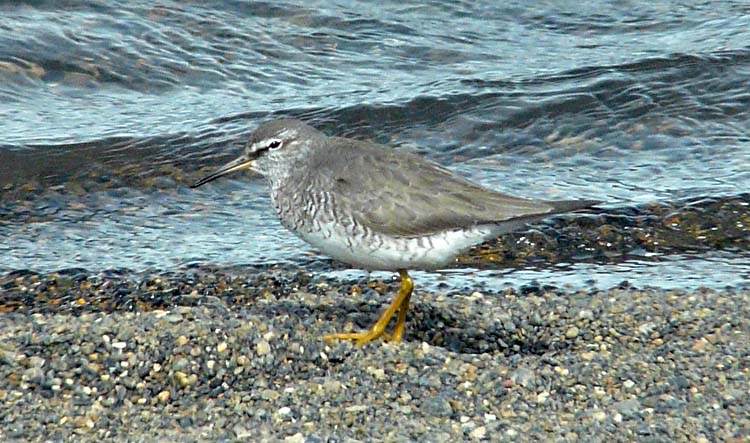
{"left": 1, "top": 268, "right": 748, "bottom": 442}
{"left": 2, "top": 2, "right": 750, "bottom": 442}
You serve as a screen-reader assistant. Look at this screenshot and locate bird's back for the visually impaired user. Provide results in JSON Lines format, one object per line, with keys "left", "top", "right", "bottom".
{"left": 293, "top": 136, "right": 597, "bottom": 238}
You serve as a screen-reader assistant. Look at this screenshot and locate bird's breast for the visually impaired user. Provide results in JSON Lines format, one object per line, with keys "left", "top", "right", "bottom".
{"left": 269, "top": 184, "right": 503, "bottom": 270}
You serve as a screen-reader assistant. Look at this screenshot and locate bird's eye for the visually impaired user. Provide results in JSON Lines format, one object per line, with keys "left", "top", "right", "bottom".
{"left": 267, "top": 140, "right": 282, "bottom": 151}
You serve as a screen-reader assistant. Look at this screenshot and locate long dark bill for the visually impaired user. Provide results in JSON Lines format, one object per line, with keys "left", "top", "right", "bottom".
{"left": 191, "top": 155, "right": 256, "bottom": 188}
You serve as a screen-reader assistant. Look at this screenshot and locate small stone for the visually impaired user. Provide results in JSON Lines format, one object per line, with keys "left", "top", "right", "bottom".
{"left": 322, "top": 380, "right": 344, "bottom": 393}
{"left": 23, "top": 367, "right": 44, "bottom": 383}
{"left": 261, "top": 389, "right": 280, "bottom": 401}
{"left": 510, "top": 368, "right": 534, "bottom": 387}
{"left": 565, "top": 326, "right": 579, "bottom": 339}
{"left": 692, "top": 338, "right": 709, "bottom": 351}
{"left": 174, "top": 371, "right": 195, "bottom": 388}
{"left": 471, "top": 426, "right": 487, "bottom": 439}
{"left": 171, "top": 357, "right": 189, "bottom": 372}
{"left": 174, "top": 371, "right": 187, "bottom": 386}
{"left": 157, "top": 390, "right": 170, "bottom": 403}
{"left": 285, "top": 433, "right": 305, "bottom": 443}
{"left": 366, "top": 366, "right": 386, "bottom": 380}
{"left": 217, "top": 342, "right": 227, "bottom": 353}
{"left": 425, "top": 432, "right": 451, "bottom": 443}
{"left": 256, "top": 340, "right": 271, "bottom": 356}
{"left": 637, "top": 322, "right": 656, "bottom": 335}
{"left": 537, "top": 391, "right": 550, "bottom": 404}
{"left": 176, "top": 336, "right": 189, "bottom": 346}
{"left": 593, "top": 387, "right": 606, "bottom": 399}
{"left": 29, "top": 356, "right": 45, "bottom": 368}
{"left": 74, "top": 416, "right": 95, "bottom": 429}
{"left": 165, "top": 314, "right": 183, "bottom": 323}
{"left": 421, "top": 396, "right": 453, "bottom": 417}
{"left": 614, "top": 398, "right": 641, "bottom": 417}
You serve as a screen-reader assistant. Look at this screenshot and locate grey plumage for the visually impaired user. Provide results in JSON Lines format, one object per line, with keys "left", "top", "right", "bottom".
{"left": 303, "top": 134, "right": 597, "bottom": 237}
{"left": 192, "top": 118, "right": 600, "bottom": 345}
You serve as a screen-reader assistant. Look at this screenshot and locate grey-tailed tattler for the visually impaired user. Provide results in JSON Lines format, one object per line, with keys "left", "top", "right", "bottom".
{"left": 192, "top": 119, "right": 598, "bottom": 346}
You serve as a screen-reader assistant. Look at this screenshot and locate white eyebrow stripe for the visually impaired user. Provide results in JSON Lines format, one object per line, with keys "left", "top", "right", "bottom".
{"left": 278, "top": 129, "right": 297, "bottom": 139}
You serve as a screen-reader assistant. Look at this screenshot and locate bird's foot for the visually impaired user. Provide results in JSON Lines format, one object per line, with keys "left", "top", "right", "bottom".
{"left": 323, "top": 270, "right": 413, "bottom": 347}
{"left": 323, "top": 328, "right": 390, "bottom": 347}
{"left": 322, "top": 315, "right": 408, "bottom": 346}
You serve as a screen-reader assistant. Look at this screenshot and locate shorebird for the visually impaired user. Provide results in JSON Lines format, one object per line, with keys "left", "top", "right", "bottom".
{"left": 192, "top": 119, "right": 598, "bottom": 346}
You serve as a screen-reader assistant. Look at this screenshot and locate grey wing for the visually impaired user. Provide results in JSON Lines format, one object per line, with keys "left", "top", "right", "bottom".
{"left": 316, "top": 139, "right": 597, "bottom": 237}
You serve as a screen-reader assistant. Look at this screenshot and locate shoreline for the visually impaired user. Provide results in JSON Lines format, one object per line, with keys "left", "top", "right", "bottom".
{"left": 1, "top": 268, "right": 748, "bottom": 441}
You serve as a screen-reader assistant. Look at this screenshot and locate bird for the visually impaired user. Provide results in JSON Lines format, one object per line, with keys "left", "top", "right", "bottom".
{"left": 191, "top": 119, "right": 599, "bottom": 346}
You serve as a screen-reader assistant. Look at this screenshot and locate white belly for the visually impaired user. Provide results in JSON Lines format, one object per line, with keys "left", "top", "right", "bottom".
{"left": 294, "top": 221, "right": 510, "bottom": 271}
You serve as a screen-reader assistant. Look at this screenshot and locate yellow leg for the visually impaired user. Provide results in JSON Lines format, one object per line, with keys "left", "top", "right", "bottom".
{"left": 390, "top": 272, "right": 413, "bottom": 343}
{"left": 324, "top": 270, "right": 414, "bottom": 346}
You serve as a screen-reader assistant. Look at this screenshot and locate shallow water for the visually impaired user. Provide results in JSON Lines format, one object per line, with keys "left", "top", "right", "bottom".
{"left": 1, "top": 1, "right": 749, "bottom": 290}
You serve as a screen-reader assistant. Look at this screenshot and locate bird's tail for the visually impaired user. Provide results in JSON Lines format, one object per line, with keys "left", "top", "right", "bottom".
{"left": 550, "top": 199, "right": 601, "bottom": 214}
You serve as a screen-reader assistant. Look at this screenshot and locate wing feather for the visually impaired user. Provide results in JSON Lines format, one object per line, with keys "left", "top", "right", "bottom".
{"left": 308, "top": 138, "right": 596, "bottom": 237}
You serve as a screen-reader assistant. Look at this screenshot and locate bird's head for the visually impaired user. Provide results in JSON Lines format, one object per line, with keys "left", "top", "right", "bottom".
{"left": 191, "top": 118, "right": 322, "bottom": 188}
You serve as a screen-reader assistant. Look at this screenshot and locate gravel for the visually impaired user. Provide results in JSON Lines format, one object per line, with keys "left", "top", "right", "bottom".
{"left": 1, "top": 268, "right": 748, "bottom": 442}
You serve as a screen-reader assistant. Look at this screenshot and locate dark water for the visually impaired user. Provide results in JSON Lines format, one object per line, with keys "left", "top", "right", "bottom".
{"left": 1, "top": 1, "right": 749, "bottom": 290}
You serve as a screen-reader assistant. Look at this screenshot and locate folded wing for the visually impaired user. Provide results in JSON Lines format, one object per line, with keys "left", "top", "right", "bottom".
{"left": 312, "top": 138, "right": 598, "bottom": 238}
